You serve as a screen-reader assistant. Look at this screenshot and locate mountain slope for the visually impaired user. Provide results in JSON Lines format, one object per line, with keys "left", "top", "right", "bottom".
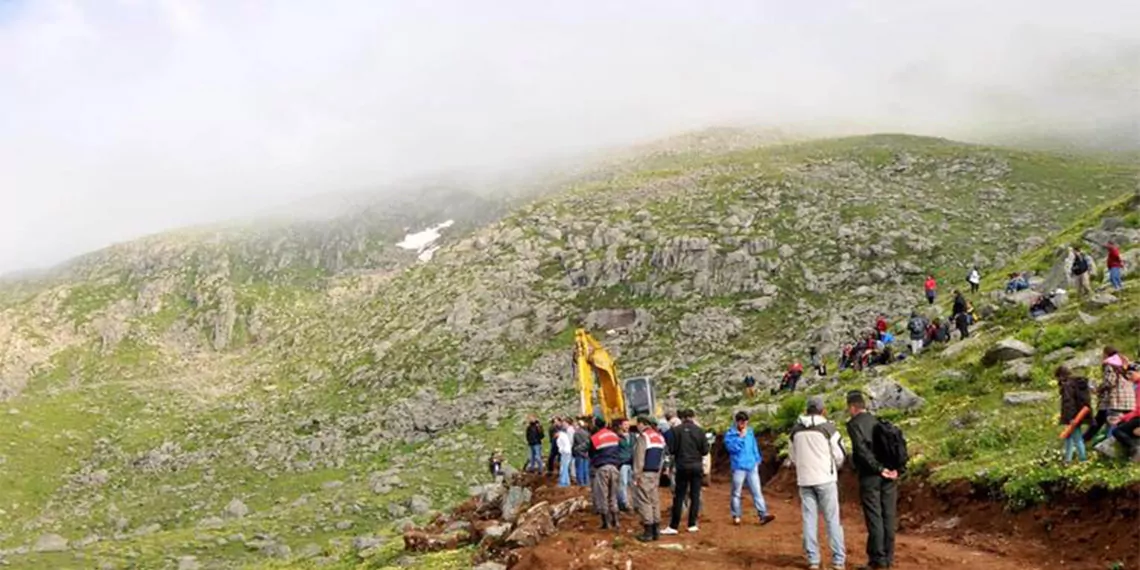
{"left": 0, "top": 134, "right": 1135, "bottom": 569}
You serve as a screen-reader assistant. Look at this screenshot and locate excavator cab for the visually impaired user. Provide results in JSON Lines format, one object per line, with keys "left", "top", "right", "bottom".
{"left": 623, "top": 376, "right": 662, "bottom": 420}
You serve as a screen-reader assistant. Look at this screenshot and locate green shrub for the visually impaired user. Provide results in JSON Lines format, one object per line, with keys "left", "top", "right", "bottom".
{"left": 774, "top": 395, "right": 807, "bottom": 431}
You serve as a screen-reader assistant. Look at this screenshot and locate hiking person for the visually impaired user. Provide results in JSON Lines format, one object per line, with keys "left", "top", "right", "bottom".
{"left": 616, "top": 418, "right": 636, "bottom": 512}
{"left": 776, "top": 362, "right": 804, "bottom": 393}
{"left": 1106, "top": 241, "right": 1124, "bottom": 291}
{"left": 556, "top": 420, "right": 573, "bottom": 487}
{"left": 810, "top": 346, "right": 827, "bottom": 377}
{"left": 743, "top": 374, "right": 757, "bottom": 398}
{"left": 1056, "top": 366, "right": 1091, "bottom": 463}
{"left": 1005, "top": 272, "right": 1029, "bottom": 293}
{"left": 847, "top": 391, "right": 900, "bottom": 570}
{"left": 874, "top": 314, "right": 888, "bottom": 340}
{"left": 661, "top": 409, "right": 709, "bottom": 535}
{"left": 1071, "top": 246, "right": 1093, "bottom": 297}
{"left": 1109, "top": 369, "right": 1140, "bottom": 460}
{"left": 525, "top": 415, "right": 545, "bottom": 473}
{"left": 589, "top": 418, "right": 624, "bottom": 529}
{"left": 967, "top": 266, "right": 981, "bottom": 294}
{"left": 633, "top": 416, "right": 665, "bottom": 542}
{"left": 1029, "top": 293, "right": 1058, "bottom": 319}
{"left": 906, "top": 311, "right": 927, "bottom": 355}
{"left": 923, "top": 275, "right": 937, "bottom": 305}
{"left": 839, "top": 344, "right": 854, "bottom": 371}
{"left": 546, "top": 417, "right": 560, "bottom": 475}
{"left": 724, "top": 411, "right": 776, "bottom": 526}
{"left": 1098, "top": 348, "right": 1136, "bottom": 431}
{"left": 572, "top": 418, "right": 592, "bottom": 486}
{"left": 790, "top": 396, "right": 847, "bottom": 570}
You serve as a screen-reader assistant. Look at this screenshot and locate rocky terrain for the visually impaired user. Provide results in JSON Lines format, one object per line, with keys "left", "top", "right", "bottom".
{"left": 0, "top": 132, "right": 1136, "bottom": 569}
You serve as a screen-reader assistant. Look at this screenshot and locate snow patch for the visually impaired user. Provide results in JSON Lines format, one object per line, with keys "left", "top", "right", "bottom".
{"left": 397, "top": 220, "right": 454, "bottom": 261}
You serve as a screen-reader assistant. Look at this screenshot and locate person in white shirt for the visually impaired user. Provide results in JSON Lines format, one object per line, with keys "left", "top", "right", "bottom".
{"left": 556, "top": 419, "right": 574, "bottom": 487}
{"left": 788, "top": 396, "right": 847, "bottom": 570}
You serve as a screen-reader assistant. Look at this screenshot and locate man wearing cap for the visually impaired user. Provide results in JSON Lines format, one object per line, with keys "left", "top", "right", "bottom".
{"left": 632, "top": 416, "right": 666, "bottom": 541}
{"left": 790, "top": 396, "right": 847, "bottom": 570}
{"left": 723, "top": 410, "right": 776, "bottom": 526}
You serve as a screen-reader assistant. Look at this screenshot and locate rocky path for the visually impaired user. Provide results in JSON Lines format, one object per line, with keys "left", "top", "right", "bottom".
{"left": 510, "top": 480, "right": 1081, "bottom": 570}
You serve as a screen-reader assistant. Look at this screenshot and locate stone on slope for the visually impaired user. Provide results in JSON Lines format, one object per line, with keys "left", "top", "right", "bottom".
{"left": 406, "top": 495, "right": 432, "bottom": 516}
{"left": 866, "top": 378, "right": 925, "bottom": 412}
{"left": 1077, "top": 311, "right": 1100, "bottom": 325}
{"left": 32, "top": 534, "right": 69, "bottom": 553}
{"left": 177, "top": 556, "right": 201, "bottom": 570}
{"left": 473, "top": 563, "right": 508, "bottom": 570}
{"left": 505, "top": 502, "right": 556, "bottom": 548}
{"left": 224, "top": 499, "right": 250, "bottom": 519}
{"left": 1003, "top": 391, "right": 1051, "bottom": 406}
{"left": 1002, "top": 360, "right": 1034, "bottom": 383}
{"left": 983, "top": 339, "right": 1035, "bottom": 366}
{"left": 1089, "top": 293, "right": 1119, "bottom": 307}
{"left": 499, "top": 486, "right": 532, "bottom": 523}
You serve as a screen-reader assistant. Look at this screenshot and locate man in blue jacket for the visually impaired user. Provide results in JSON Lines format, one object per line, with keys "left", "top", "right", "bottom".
{"left": 724, "top": 411, "right": 776, "bottom": 526}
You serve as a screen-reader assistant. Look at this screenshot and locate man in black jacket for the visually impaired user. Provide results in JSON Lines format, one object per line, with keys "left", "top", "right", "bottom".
{"left": 846, "top": 391, "right": 898, "bottom": 570}
{"left": 660, "top": 409, "right": 710, "bottom": 535}
{"left": 525, "top": 415, "right": 545, "bottom": 474}
{"left": 545, "top": 417, "right": 560, "bottom": 475}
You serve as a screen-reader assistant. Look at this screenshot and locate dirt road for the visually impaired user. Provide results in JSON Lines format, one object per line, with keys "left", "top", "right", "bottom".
{"left": 510, "top": 476, "right": 1126, "bottom": 570}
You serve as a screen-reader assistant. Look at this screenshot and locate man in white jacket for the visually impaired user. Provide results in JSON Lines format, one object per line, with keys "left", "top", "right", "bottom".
{"left": 789, "top": 396, "right": 848, "bottom": 570}
{"left": 556, "top": 419, "right": 574, "bottom": 487}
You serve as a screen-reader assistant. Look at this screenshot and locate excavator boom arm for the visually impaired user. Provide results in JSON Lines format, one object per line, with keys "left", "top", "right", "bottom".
{"left": 574, "top": 328, "right": 626, "bottom": 423}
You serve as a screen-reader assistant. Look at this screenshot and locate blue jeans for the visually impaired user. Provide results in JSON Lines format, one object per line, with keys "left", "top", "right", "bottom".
{"left": 618, "top": 464, "right": 632, "bottom": 509}
{"left": 1109, "top": 267, "right": 1123, "bottom": 290}
{"left": 1064, "top": 429, "right": 1087, "bottom": 463}
{"left": 558, "top": 452, "right": 572, "bottom": 487}
{"left": 730, "top": 466, "right": 769, "bottom": 518}
{"left": 800, "top": 482, "right": 845, "bottom": 568}
{"left": 526, "top": 444, "right": 543, "bottom": 472}
{"left": 574, "top": 456, "right": 590, "bottom": 486}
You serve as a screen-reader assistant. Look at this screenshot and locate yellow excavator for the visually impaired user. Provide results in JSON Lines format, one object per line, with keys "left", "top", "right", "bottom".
{"left": 573, "top": 328, "right": 663, "bottom": 423}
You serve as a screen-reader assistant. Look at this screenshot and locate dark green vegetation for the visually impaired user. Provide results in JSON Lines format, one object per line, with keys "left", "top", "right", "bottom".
{"left": 0, "top": 132, "right": 1136, "bottom": 568}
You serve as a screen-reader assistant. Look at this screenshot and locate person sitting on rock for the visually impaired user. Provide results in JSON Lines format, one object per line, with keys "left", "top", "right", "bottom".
{"left": 1005, "top": 272, "right": 1030, "bottom": 293}
{"left": 1029, "top": 293, "right": 1057, "bottom": 319}
{"left": 743, "top": 374, "right": 757, "bottom": 398}
{"left": 874, "top": 314, "right": 889, "bottom": 340}
{"left": 488, "top": 449, "right": 505, "bottom": 479}
{"left": 839, "top": 344, "right": 854, "bottom": 371}
{"left": 1108, "top": 368, "right": 1140, "bottom": 462}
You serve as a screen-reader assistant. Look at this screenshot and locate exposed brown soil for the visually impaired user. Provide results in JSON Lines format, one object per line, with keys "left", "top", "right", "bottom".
{"left": 509, "top": 458, "right": 1140, "bottom": 570}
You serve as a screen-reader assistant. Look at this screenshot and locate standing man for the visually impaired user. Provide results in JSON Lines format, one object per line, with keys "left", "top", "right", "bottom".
{"left": 589, "top": 418, "right": 624, "bottom": 530}
{"left": 1071, "top": 246, "right": 1093, "bottom": 297}
{"left": 555, "top": 418, "right": 573, "bottom": 487}
{"left": 616, "top": 418, "right": 636, "bottom": 512}
{"left": 546, "top": 417, "right": 560, "bottom": 475}
{"left": 723, "top": 411, "right": 776, "bottom": 526}
{"left": 525, "top": 415, "right": 545, "bottom": 474}
{"left": 660, "top": 409, "right": 709, "bottom": 535}
{"left": 790, "top": 396, "right": 847, "bottom": 570}
{"left": 572, "top": 418, "right": 592, "bottom": 486}
{"left": 967, "top": 266, "right": 981, "bottom": 294}
{"left": 846, "top": 391, "right": 899, "bottom": 570}
{"left": 632, "top": 416, "right": 665, "bottom": 542}
{"left": 1106, "top": 241, "right": 1124, "bottom": 291}
{"left": 906, "top": 311, "right": 927, "bottom": 356}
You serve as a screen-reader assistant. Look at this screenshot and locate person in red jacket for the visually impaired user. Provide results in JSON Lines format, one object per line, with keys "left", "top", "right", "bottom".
{"left": 1106, "top": 241, "right": 1124, "bottom": 291}
{"left": 924, "top": 275, "right": 937, "bottom": 305}
{"left": 874, "top": 314, "right": 889, "bottom": 340}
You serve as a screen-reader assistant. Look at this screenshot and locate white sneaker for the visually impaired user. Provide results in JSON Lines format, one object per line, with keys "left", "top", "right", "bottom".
{"left": 659, "top": 527, "right": 679, "bottom": 535}
{"left": 732, "top": 517, "right": 741, "bottom": 525}
{"left": 687, "top": 525, "right": 699, "bottom": 533}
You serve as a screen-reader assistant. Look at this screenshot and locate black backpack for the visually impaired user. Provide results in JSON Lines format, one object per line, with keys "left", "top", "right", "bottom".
{"left": 871, "top": 418, "right": 909, "bottom": 472}
{"left": 1071, "top": 254, "right": 1089, "bottom": 276}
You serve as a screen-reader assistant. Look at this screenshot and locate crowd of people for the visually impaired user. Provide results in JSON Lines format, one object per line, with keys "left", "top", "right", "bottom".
{"left": 515, "top": 390, "right": 908, "bottom": 569}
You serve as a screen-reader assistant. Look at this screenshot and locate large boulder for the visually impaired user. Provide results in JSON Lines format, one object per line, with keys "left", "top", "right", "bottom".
{"left": 866, "top": 378, "right": 925, "bottom": 412}
{"left": 505, "top": 502, "right": 555, "bottom": 548}
{"left": 499, "top": 486, "right": 532, "bottom": 523}
{"left": 583, "top": 308, "right": 653, "bottom": 333}
{"left": 983, "top": 339, "right": 1036, "bottom": 366}
{"left": 1003, "top": 391, "right": 1051, "bottom": 406}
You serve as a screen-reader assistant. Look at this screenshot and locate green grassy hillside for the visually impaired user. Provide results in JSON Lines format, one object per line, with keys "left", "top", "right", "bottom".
{"left": 0, "top": 133, "right": 1135, "bottom": 569}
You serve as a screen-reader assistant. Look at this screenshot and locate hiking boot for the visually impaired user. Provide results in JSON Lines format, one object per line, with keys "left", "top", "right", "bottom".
{"left": 636, "top": 524, "right": 654, "bottom": 542}
{"left": 760, "top": 514, "right": 776, "bottom": 526}
{"left": 652, "top": 523, "right": 660, "bottom": 540}
{"left": 660, "top": 527, "right": 679, "bottom": 536}
{"left": 609, "top": 513, "right": 620, "bottom": 530}
{"left": 600, "top": 514, "right": 611, "bottom": 530}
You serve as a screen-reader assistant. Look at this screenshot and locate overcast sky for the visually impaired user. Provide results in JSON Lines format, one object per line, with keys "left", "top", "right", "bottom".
{"left": 0, "top": 0, "right": 1137, "bottom": 272}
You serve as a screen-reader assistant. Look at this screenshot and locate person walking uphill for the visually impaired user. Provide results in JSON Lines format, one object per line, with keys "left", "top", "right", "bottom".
{"left": 1071, "top": 246, "right": 1094, "bottom": 297}
{"left": 525, "top": 415, "right": 545, "bottom": 473}
{"left": 790, "top": 396, "right": 847, "bottom": 570}
{"left": 1056, "top": 366, "right": 1090, "bottom": 463}
{"left": 967, "top": 266, "right": 981, "bottom": 294}
{"left": 1106, "top": 241, "right": 1124, "bottom": 291}
{"left": 661, "top": 409, "right": 709, "bottom": 535}
{"left": 846, "top": 391, "right": 900, "bottom": 570}
{"left": 632, "top": 416, "right": 666, "bottom": 542}
{"left": 724, "top": 411, "right": 776, "bottom": 527}
{"left": 589, "top": 418, "right": 624, "bottom": 530}
{"left": 924, "top": 275, "right": 937, "bottom": 305}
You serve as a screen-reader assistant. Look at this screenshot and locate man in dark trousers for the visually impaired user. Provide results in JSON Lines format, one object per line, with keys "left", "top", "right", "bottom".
{"left": 660, "top": 409, "right": 710, "bottom": 535}
{"left": 846, "top": 391, "right": 899, "bottom": 570}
